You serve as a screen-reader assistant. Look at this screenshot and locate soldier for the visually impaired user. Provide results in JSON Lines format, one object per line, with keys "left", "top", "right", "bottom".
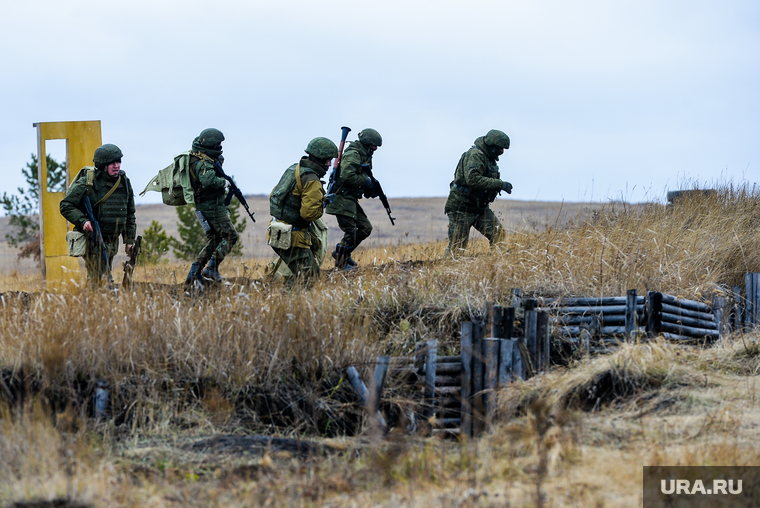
{"left": 444, "top": 129, "right": 513, "bottom": 258}
{"left": 268, "top": 137, "right": 338, "bottom": 287}
{"left": 60, "top": 143, "right": 136, "bottom": 287}
{"left": 184, "top": 128, "right": 239, "bottom": 287}
{"left": 324, "top": 128, "right": 383, "bottom": 269}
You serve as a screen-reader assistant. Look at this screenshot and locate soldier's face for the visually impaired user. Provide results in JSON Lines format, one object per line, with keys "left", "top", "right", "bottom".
{"left": 368, "top": 145, "right": 378, "bottom": 154}
{"left": 106, "top": 161, "right": 121, "bottom": 177}
{"left": 493, "top": 147, "right": 504, "bottom": 156}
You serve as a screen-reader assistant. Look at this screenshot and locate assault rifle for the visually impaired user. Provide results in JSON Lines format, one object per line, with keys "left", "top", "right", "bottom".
{"left": 83, "top": 196, "right": 109, "bottom": 269}
{"left": 122, "top": 235, "right": 142, "bottom": 289}
{"left": 213, "top": 159, "right": 256, "bottom": 223}
{"left": 325, "top": 126, "right": 351, "bottom": 203}
{"left": 361, "top": 164, "right": 395, "bottom": 226}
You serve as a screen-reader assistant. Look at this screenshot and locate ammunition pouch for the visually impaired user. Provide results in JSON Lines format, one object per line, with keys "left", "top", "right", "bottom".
{"left": 66, "top": 230, "right": 87, "bottom": 257}
{"left": 266, "top": 219, "right": 293, "bottom": 250}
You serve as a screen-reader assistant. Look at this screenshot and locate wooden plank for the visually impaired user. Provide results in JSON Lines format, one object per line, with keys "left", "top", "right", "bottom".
{"left": 516, "top": 338, "right": 535, "bottom": 378}
{"left": 436, "top": 363, "right": 462, "bottom": 374}
{"left": 659, "top": 321, "right": 720, "bottom": 339}
{"left": 472, "top": 320, "right": 485, "bottom": 436}
{"left": 424, "top": 339, "right": 438, "bottom": 420}
{"left": 625, "top": 289, "right": 638, "bottom": 340}
{"left": 435, "top": 375, "right": 461, "bottom": 386}
{"left": 503, "top": 307, "right": 515, "bottom": 340}
{"left": 647, "top": 291, "right": 661, "bottom": 336}
{"left": 512, "top": 338, "right": 525, "bottom": 379}
{"left": 713, "top": 294, "right": 726, "bottom": 336}
{"left": 537, "top": 311, "right": 550, "bottom": 372}
{"left": 491, "top": 304, "right": 503, "bottom": 339}
{"left": 525, "top": 310, "right": 538, "bottom": 371}
{"left": 498, "top": 338, "right": 514, "bottom": 387}
{"left": 660, "top": 311, "right": 717, "bottom": 330}
{"left": 539, "top": 296, "right": 645, "bottom": 306}
{"left": 437, "top": 355, "right": 462, "bottom": 363}
{"left": 460, "top": 322, "right": 473, "bottom": 437}
{"left": 484, "top": 338, "right": 500, "bottom": 426}
{"left": 659, "top": 302, "right": 716, "bottom": 322}
{"left": 369, "top": 356, "right": 390, "bottom": 416}
{"left": 346, "top": 366, "right": 387, "bottom": 428}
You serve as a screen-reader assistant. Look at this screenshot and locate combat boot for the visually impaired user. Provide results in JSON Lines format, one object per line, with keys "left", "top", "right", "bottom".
{"left": 332, "top": 244, "right": 356, "bottom": 271}
{"left": 202, "top": 258, "right": 224, "bottom": 282}
{"left": 184, "top": 262, "right": 204, "bottom": 289}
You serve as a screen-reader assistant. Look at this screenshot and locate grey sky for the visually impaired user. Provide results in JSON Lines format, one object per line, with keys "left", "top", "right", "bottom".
{"left": 2, "top": 0, "right": 758, "bottom": 206}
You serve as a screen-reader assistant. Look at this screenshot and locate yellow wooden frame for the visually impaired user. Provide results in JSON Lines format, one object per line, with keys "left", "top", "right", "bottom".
{"left": 34, "top": 121, "right": 102, "bottom": 291}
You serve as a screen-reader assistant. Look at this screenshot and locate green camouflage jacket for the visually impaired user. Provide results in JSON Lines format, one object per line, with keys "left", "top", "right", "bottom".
{"left": 444, "top": 137, "right": 507, "bottom": 214}
{"left": 60, "top": 167, "right": 137, "bottom": 243}
{"left": 189, "top": 152, "right": 230, "bottom": 219}
{"left": 324, "top": 141, "right": 374, "bottom": 219}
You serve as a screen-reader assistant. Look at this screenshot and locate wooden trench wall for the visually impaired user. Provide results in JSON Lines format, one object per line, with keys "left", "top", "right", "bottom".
{"left": 347, "top": 274, "right": 760, "bottom": 437}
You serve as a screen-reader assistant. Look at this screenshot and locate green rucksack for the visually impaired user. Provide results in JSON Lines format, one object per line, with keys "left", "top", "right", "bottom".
{"left": 140, "top": 151, "right": 196, "bottom": 206}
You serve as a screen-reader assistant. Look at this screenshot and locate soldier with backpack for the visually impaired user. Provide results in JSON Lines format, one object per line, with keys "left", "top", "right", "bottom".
{"left": 184, "top": 128, "right": 239, "bottom": 288}
{"left": 268, "top": 137, "right": 338, "bottom": 287}
{"left": 60, "top": 143, "right": 137, "bottom": 287}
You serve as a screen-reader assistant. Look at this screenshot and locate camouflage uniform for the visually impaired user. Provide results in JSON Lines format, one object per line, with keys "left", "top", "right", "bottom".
{"left": 185, "top": 129, "right": 239, "bottom": 285}
{"left": 324, "top": 128, "right": 382, "bottom": 268}
{"left": 444, "top": 130, "right": 513, "bottom": 257}
{"left": 60, "top": 145, "right": 136, "bottom": 286}
{"left": 269, "top": 139, "right": 335, "bottom": 287}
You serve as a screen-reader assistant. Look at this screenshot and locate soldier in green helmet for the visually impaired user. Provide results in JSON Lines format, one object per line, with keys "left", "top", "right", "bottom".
{"left": 60, "top": 143, "right": 137, "bottom": 287}
{"left": 268, "top": 137, "right": 338, "bottom": 287}
{"left": 443, "top": 129, "right": 513, "bottom": 258}
{"left": 184, "top": 128, "right": 239, "bottom": 288}
{"left": 324, "top": 128, "right": 383, "bottom": 269}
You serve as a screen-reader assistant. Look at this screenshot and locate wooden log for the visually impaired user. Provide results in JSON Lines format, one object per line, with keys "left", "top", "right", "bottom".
{"left": 435, "top": 386, "right": 462, "bottom": 396}
{"left": 437, "top": 355, "right": 462, "bottom": 363}
{"left": 414, "top": 342, "right": 426, "bottom": 376}
{"left": 517, "top": 338, "right": 535, "bottom": 378}
{"left": 659, "top": 302, "right": 716, "bottom": 323}
{"left": 460, "top": 321, "right": 473, "bottom": 437}
{"left": 346, "top": 366, "right": 387, "bottom": 428}
{"left": 510, "top": 288, "right": 523, "bottom": 313}
{"left": 424, "top": 339, "right": 438, "bottom": 420}
{"left": 746, "top": 273, "right": 760, "bottom": 328}
{"left": 660, "top": 311, "right": 717, "bottom": 330}
{"left": 484, "top": 338, "right": 500, "bottom": 425}
{"left": 436, "top": 363, "right": 462, "bottom": 374}
{"left": 542, "top": 304, "right": 630, "bottom": 315}
{"left": 659, "top": 321, "right": 720, "bottom": 339}
{"left": 539, "top": 296, "right": 645, "bottom": 306}
{"left": 732, "top": 285, "right": 743, "bottom": 331}
{"left": 369, "top": 356, "right": 390, "bottom": 416}
{"left": 485, "top": 301, "right": 495, "bottom": 338}
{"left": 560, "top": 325, "right": 628, "bottom": 336}
{"left": 625, "top": 289, "right": 638, "bottom": 340}
{"left": 498, "top": 338, "right": 514, "bottom": 387}
{"left": 503, "top": 307, "right": 515, "bottom": 339}
{"left": 512, "top": 338, "right": 525, "bottom": 379}
{"left": 713, "top": 294, "right": 726, "bottom": 336}
{"left": 525, "top": 310, "right": 538, "bottom": 370}
{"left": 472, "top": 320, "right": 485, "bottom": 436}
{"left": 537, "top": 311, "right": 550, "bottom": 372}
{"left": 659, "top": 293, "right": 713, "bottom": 314}
{"left": 435, "top": 375, "right": 461, "bottom": 386}
{"left": 647, "top": 291, "right": 660, "bottom": 336}
{"left": 552, "top": 315, "right": 626, "bottom": 326}
{"left": 491, "top": 304, "right": 503, "bottom": 339}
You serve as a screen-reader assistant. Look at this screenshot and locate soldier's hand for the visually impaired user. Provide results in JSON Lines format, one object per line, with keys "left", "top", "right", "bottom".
{"left": 503, "top": 181, "right": 513, "bottom": 194}
{"left": 83, "top": 221, "right": 93, "bottom": 233}
{"left": 125, "top": 244, "right": 133, "bottom": 256}
{"left": 323, "top": 193, "right": 336, "bottom": 205}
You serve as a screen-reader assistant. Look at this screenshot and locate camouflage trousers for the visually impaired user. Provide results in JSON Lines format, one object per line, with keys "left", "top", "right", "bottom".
{"left": 444, "top": 208, "right": 506, "bottom": 258}
{"left": 194, "top": 214, "right": 239, "bottom": 268}
{"left": 271, "top": 245, "right": 320, "bottom": 288}
{"left": 84, "top": 235, "right": 120, "bottom": 287}
{"left": 335, "top": 205, "right": 373, "bottom": 250}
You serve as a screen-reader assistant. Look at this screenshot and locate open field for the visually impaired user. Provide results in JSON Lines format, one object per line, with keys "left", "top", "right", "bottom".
{"left": 2, "top": 187, "right": 760, "bottom": 507}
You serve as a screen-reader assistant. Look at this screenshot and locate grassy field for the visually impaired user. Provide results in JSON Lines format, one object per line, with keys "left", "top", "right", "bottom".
{"left": 2, "top": 188, "right": 760, "bottom": 507}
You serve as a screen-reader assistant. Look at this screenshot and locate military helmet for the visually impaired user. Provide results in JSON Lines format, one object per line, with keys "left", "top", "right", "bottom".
{"left": 305, "top": 137, "right": 339, "bottom": 159}
{"left": 197, "top": 128, "right": 225, "bottom": 148}
{"left": 484, "top": 129, "right": 510, "bottom": 149}
{"left": 92, "top": 144, "right": 123, "bottom": 166}
{"left": 358, "top": 128, "right": 383, "bottom": 147}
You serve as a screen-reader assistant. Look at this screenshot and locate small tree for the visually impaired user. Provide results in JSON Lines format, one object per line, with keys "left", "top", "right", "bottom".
{"left": 171, "top": 198, "right": 247, "bottom": 261}
{"left": 140, "top": 220, "right": 172, "bottom": 264}
{"left": 1, "top": 154, "right": 67, "bottom": 260}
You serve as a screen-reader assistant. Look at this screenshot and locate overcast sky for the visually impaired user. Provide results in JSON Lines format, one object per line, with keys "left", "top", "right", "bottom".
{"left": 2, "top": 0, "right": 758, "bottom": 207}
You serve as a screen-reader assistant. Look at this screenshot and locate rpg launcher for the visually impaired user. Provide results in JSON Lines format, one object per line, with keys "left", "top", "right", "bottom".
{"left": 122, "top": 235, "right": 142, "bottom": 290}
{"left": 83, "top": 196, "right": 109, "bottom": 268}
{"left": 213, "top": 159, "right": 256, "bottom": 223}
{"left": 361, "top": 164, "right": 395, "bottom": 226}
{"left": 325, "top": 126, "right": 351, "bottom": 203}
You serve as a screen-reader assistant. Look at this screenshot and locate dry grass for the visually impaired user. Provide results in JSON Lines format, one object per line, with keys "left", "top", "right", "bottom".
{"left": 1, "top": 182, "right": 760, "bottom": 506}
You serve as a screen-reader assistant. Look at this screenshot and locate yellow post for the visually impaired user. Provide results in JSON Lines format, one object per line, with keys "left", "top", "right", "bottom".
{"left": 34, "top": 121, "right": 102, "bottom": 291}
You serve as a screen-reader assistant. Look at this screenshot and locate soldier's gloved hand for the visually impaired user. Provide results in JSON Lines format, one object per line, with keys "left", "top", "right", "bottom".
{"left": 364, "top": 177, "right": 379, "bottom": 198}
{"left": 503, "top": 181, "right": 513, "bottom": 194}
{"left": 323, "top": 193, "right": 336, "bottom": 205}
